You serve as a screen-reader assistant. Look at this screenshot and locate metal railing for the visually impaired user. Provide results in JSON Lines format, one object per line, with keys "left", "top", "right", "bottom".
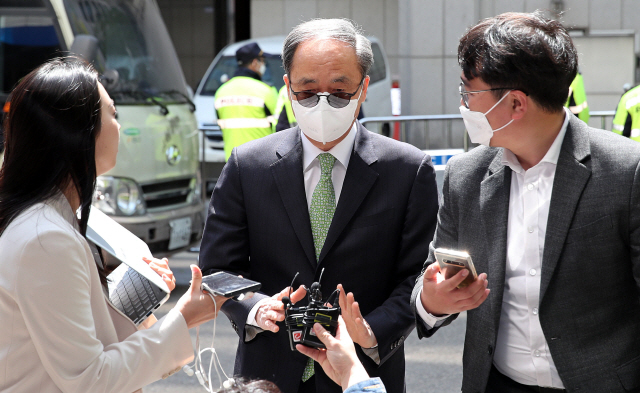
{"left": 361, "top": 110, "right": 618, "bottom": 152}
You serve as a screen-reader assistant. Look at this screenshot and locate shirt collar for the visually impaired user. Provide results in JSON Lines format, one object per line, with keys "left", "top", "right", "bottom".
{"left": 501, "top": 107, "right": 570, "bottom": 174}
{"left": 301, "top": 122, "right": 358, "bottom": 172}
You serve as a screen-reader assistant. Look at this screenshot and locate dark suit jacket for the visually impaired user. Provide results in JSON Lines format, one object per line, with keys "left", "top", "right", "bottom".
{"left": 411, "top": 115, "right": 640, "bottom": 393}
{"left": 200, "top": 123, "right": 438, "bottom": 393}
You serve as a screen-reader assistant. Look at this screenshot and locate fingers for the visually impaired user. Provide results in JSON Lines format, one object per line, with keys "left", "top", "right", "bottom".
{"left": 189, "top": 265, "right": 203, "bottom": 294}
{"left": 257, "top": 302, "right": 286, "bottom": 333}
{"left": 296, "top": 344, "right": 326, "bottom": 363}
{"left": 442, "top": 268, "right": 475, "bottom": 291}
{"left": 290, "top": 285, "right": 307, "bottom": 304}
{"left": 311, "top": 322, "right": 338, "bottom": 348}
{"left": 423, "top": 262, "right": 440, "bottom": 281}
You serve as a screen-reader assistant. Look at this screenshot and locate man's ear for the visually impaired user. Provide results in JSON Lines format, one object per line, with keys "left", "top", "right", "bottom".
{"left": 358, "top": 76, "right": 370, "bottom": 104}
{"left": 510, "top": 90, "right": 528, "bottom": 120}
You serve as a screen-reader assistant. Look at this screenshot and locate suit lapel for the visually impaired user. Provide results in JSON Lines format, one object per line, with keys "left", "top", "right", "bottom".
{"left": 319, "top": 124, "right": 379, "bottom": 263}
{"left": 480, "top": 150, "right": 511, "bottom": 331}
{"left": 540, "top": 117, "right": 591, "bottom": 301}
{"left": 271, "top": 128, "right": 317, "bottom": 268}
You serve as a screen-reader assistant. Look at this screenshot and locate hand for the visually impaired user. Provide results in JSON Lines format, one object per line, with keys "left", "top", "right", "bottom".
{"left": 143, "top": 257, "right": 176, "bottom": 292}
{"left": 175, "top": 265, "right": 228, "bottom": 329}
{"left": 255, "top": 285, "right": 307, "bottom": 333}
{"left": 296, "top": 317, "right": 370, "bottom": 390}
{"left": 337, "top": 284, "right": 377, "bottom": 349}
{"left": 420, "top": 262, "right": 490, "bottom": 316}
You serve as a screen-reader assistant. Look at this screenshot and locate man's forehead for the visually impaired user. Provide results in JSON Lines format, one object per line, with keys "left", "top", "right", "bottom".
{"left": 289, "top": 38, "right": 360, "bottom": 82}
{"left": 292, "top": 75, "right": 355, "bottom": 85}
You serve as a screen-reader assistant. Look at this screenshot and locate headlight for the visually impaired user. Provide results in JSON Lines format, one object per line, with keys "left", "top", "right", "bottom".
{"left": 93, "top": 176, "right": 146, "bottom": 216}
{"left": 187, "top": 170, "right": 202, "bottom": 204}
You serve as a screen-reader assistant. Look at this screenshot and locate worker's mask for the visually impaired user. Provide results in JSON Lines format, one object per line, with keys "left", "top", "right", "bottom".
{"left": 258, "top": 61, "right": 266, "bottom": 76}
{"left": 290, "top": 88, "right": 362, "bottom": 144}
{"left": 459, "top": 90, "right": 513, "bottom": 146}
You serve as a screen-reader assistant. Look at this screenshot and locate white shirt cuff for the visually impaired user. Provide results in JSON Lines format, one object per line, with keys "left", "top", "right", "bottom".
{"left": 416, "top": 288, "right": 451, "bottom": 329}
{"left": 246, "top": 298, "right": 270, "bottom": 327}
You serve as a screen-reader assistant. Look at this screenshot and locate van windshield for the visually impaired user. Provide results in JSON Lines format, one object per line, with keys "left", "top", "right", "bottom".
{"left": 199, "top": 55, "right": 285, "bottom": 96}
{"left": 64, "top": 0, "right": 188, "bottom": 104}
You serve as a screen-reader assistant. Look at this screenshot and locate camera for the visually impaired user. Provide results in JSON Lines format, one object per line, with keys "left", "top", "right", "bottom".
{"left": 283, "top": 269, "right": 341, "bottom": 351}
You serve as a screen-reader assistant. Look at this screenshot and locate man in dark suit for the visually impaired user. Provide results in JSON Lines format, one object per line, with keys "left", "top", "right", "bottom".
{"left": 199, "top": 19, "right": 438, "bottom": 393}
{"left": 411, "top": 11, "right": 640, "bottom": 393}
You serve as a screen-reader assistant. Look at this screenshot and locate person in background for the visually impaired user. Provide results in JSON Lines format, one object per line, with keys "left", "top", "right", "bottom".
{"left": 565, "top": 71, "right": 589, "bottom": 122}
{"left": 0, "top": 56, "right": 224, "bottom": 393}
{"left": 274, "top": 84, "right": 297, "bottom": 132}
{"left": 612, "top": 82, "right": 640, "bottom": 141}
{"left": 412, "top": 11, "right": 640, "bottom": 393}
{"left": 199, "top": 18, "right": 438, "bottom": 393}
{"left": 215, "top": 42, "right": 278, "bottom": 160}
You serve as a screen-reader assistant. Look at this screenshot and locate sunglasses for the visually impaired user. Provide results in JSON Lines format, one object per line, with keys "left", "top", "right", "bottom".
{"left": 289, "top": 77, "right": 365, "bottom": 109}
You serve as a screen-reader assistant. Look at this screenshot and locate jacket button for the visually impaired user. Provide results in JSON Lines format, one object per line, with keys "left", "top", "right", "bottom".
{"left": 487, "top": 345, "right": 493, "bottom": 355}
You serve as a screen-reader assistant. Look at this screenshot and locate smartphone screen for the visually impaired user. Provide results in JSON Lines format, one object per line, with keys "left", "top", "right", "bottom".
{"left": 201, "top": 272, "right": 261, "bottom": 298}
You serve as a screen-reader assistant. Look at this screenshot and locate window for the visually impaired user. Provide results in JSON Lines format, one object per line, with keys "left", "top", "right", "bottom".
{"left": 368, "top": 43, "right": 387, "bottom": 85}
{"left": 0, "top": 15, "right": 62, "bottom": 94}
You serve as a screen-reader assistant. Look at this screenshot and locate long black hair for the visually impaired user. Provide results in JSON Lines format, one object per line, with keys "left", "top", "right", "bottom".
{"left": 0, "top": 56, "right": 107, "bottom": 283}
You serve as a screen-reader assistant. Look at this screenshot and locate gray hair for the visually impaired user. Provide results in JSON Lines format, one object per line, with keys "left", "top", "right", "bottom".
{"left": 282, "top": 18, "right": 373, "bottom": 79}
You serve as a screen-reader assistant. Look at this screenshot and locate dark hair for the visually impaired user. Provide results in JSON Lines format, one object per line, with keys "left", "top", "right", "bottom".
{"left": 218, "top": 379, "right": 281, "bottom": 393}
{"left": 458, "top": 11, "right": 578, "bottom": 112}
{"left": 0, "top": 56, "right": 107, "bottom": 283}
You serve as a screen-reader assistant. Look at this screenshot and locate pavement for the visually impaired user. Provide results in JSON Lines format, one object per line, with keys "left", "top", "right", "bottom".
{"left": 145, "top": 248, "right": 466, "bottom": 393}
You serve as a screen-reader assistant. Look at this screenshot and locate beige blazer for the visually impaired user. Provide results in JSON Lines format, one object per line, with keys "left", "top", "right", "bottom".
{"left": 0, "top": 193, "right": 194, "bottom": 392}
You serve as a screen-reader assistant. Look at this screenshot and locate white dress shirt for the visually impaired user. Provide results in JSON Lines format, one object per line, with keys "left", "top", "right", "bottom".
{"left": 417, "top": 109, "right": 571, "bottom": 388}
{"left": 493, "top": 109, "right": 569, "bottom": 388}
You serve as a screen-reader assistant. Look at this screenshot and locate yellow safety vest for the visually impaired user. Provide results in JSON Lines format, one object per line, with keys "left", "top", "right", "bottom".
{"left": 215, "top": 76, "right": 278, "bottom": 161}
{"left": 274, "top": 85, "right": 296, "bottom": 132}
{"left": 612, "top": 84, "right": 640, "bottom": 142}
{"left": 565, "top": 73, "right": 589, "bottom": 123}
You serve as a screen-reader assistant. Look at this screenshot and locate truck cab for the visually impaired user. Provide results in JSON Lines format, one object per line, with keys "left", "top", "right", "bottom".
{"left": 0, "top": 0, "right": 203, "bottom": 254}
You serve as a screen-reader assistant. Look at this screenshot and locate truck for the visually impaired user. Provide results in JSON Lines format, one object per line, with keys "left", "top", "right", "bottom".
{"left": 0, "top": 0, "right": 203, "bottom": 255}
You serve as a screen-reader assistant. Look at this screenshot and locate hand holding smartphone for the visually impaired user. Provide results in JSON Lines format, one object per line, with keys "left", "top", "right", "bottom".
{"left": 434, "top": 248, "right": 478, "bottom": 289}
{"left": 200, "top": 272, "right": 261, "bottom": 300}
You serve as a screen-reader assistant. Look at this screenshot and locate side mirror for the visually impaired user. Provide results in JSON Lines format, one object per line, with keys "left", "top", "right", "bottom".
{"left": 70, "top": 35, "right": 99, "bottom": 64}
{"left": 100, "top": 69, "right": 120, "bottom": 90}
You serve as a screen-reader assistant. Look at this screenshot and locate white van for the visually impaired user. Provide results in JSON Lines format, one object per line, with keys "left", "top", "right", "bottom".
{"left": 193, "top": 35, "right": 392, "bottom": 191}
{"left": 0, "top": 0, "right": 203, "bottom": 255}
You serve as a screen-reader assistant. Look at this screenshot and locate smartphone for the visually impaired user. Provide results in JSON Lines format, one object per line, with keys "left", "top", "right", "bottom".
{"left": 201, "top": 272, "right": 262, "bottom": 299}
{"left": 434, "top": 248, "right": 478, "bottom": 289}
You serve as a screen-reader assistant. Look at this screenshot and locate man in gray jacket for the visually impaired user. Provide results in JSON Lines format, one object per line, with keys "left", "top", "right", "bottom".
{"left": 412, "top": 11, "right": 640, "bottom": 393}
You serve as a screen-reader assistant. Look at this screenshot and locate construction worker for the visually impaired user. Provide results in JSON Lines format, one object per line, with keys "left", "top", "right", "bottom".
{"left": 565, "top": 71, "right": 590, "bottom": 122}
{"left": 274, "top": 85, "right": 296, "bottom": 131}
{"left": 612, "top": 84, "right": 640, "bottom": 142}
{"left": 215, "top": 43, "right": 278, "bottom": 160}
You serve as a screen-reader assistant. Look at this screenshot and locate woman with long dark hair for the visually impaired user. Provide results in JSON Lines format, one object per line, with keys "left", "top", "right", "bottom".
{"left": 0, "top": 57, "right": 224, "bottom": 392}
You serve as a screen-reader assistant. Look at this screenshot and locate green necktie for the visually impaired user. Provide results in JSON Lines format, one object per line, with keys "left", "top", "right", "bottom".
{"left": 302, "top": 153, "right": 337, "bottom": 382}
{"left": 309, "top": 153, "right": 337, "bottom": 261}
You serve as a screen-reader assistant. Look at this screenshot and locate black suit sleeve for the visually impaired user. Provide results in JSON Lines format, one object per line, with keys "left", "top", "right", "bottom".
{"left": 275, "top": 108, "right": 290, "bottom": 132}
{"left": 410, "top": 161, "right": 459, "bottom": 339}
{"left": 366, "top": 154, "right": 439, "bottom": 365}
{"left": 198, "top": 148, "right": 269, "bottom": 337}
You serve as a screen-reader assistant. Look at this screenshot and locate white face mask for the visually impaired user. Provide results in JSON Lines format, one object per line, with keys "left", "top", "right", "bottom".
{"left": 258, "top": 61, "right": 266, "bottom": 76}
{"left": 291, "top": 88, "right": 362, "bottom": 144}
{"left": 459, "top": 90, "right": 513, "bottom": 146}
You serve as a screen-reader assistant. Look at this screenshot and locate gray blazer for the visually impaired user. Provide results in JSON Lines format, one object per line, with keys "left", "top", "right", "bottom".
{"left": 411, "top": 115, "right": 640, "bottom": 393}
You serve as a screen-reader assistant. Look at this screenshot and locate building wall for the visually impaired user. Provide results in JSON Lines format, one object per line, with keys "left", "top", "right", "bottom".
{"left": 157, "top": 0, "right": 215, "bottom": 90}
{"left": 241, "top": 0, "right": 640, "bottom": 148}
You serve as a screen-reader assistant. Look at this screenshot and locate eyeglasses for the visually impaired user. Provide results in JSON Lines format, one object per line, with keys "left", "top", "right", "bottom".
{"left": 289, "top": 77, "right": 365, "bottom": 108}
{"left": 458, "top": 82, "right": 519, "bottom": 109}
